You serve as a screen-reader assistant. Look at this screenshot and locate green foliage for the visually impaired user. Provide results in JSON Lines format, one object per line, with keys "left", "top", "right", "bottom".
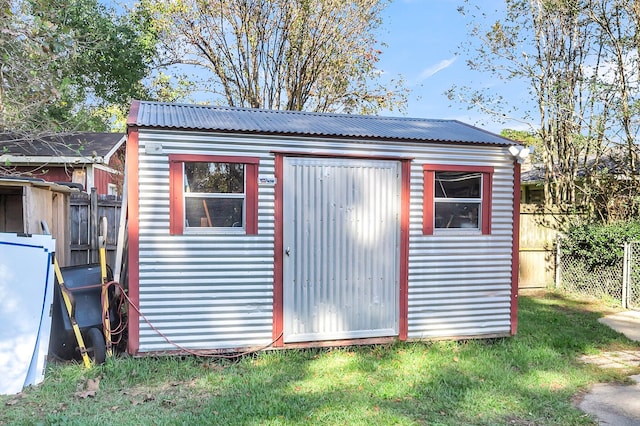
{"left": 147, "top": 72, "right": 196, "bottom": 104}
{"left": 1, "top": 0, "right": 155, "bottom": 132}
{"left": 1, "top": 294, "right": 637, "bottom": 425}
{"left": 500, "top": 128, "right": 542, "bottom": 162}
{"left": 33, "top": 0, "right": 155, "bottom": 130}
{"left": 562, "top": 221, "right": 640, "bottom": 269}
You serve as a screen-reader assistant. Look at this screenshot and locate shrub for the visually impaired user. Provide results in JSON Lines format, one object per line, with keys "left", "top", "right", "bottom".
{"left": 561, "top": 221, "right": 640, "bottom": 269}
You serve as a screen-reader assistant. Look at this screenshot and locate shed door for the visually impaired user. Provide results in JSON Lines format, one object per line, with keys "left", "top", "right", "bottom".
{"left": 282, "top": 157, "right": 401, "bottom": 343}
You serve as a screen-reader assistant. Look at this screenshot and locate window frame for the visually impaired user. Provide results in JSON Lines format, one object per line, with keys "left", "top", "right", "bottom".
{"left": 423, "top": 164, "right": 493, "bottom": 235}
{"left": 169, "top": 154, "right": 259, "bottom": 235}
{"left": 107, "top": 183, "right": 118, "bottom": 197}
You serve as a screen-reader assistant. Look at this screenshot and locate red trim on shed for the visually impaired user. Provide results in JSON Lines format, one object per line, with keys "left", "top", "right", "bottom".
{"left": 423, "top": 169, "right": 435, "bottom": 235}
{"left": 269, "top": 150, "right": 415, "bottom": 162}
{"left": 169, "top": 154, "right": 260, "bottom": 164}
{"left": 126, "top": 128, "right": 140, "bottom": 355}
{"left": 272, "top": 154, "right": 284, "bottom": 347}
{"left": 167, "top": 154, "right": 260, "bottom": 235}
{"left": 168, "top": 159, "right": 184, "bottom": 235}
{"left": 511, "top": 162, "right": 521, "bottom": 335}
{"left": 422, "top": 164, "right": 494, "bottom": 235}
{"left": 244, "top": 163, "right": 259, "bottom": 235}
{"left": 127, "top": 100, "right": 140, "bottom": 126}
{"left": 398, "top": 159, "right": 411, "bottom": 340}
{"left": 272, "top": 153, "right": 411, "bottom": 346}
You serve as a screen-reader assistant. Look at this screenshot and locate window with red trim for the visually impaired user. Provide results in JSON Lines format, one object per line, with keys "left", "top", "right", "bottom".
{"left": 423, "top": 165, "right": 493, "bottom": 235}
{"left": 169, "top": 154, "right": 259, "bottom": 235}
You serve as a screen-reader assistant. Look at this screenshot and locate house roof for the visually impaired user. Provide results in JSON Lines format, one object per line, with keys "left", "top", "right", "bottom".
{"left": 521, "top": 154, "right": 627, "bottom": 184}
{"left": 0, "top": 132, "right": 126, "bottom": 164}
{"left": 128, "top": 100, "right": 517, "bottom": 146}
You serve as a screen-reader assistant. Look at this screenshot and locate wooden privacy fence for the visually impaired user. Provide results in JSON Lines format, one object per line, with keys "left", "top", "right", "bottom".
{"left": 518, "top": 206, "right": 579, "bottom": 288}
{"left": 69, "top": 189, "right": 122, "bottom": 268}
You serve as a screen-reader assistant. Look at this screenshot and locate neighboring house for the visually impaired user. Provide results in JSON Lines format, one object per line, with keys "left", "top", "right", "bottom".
{"left": 0, "top": 132, "right": 126, "bottom": 196}
{"left": 520, "top": 162, "right": 545, "bottom": 205}
{"left": 125, "top": 100, "right": 523, "bottom": 355}
{"left": 519, "top": 154, "right": 625, "bottom": 205}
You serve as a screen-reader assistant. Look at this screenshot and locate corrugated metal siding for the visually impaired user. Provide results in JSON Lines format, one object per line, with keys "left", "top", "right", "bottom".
{"left": 136, "top": 132, "right": 276, "bottom": 351}
{"left": 132, "top": 101, "right": 516, "bottom": 146}
{"left": 282, "top": 157, "right": 400, "bottom": 342}
{"left": 134, "top": 129, "right": 516, "bottom": 352}
{"left": 407, "top": 147, "right": 515, "bottom": 339}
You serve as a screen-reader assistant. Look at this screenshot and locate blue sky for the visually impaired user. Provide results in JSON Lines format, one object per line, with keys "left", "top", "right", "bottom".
{"left": 378, "top": 0, "right": 531, "bottom": 133}
{"left": 113, "top": 0, "right": 529, "bottom": 134}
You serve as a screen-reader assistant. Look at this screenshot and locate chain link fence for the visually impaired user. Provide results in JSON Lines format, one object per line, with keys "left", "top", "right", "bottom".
{"left": 556, "top": 240, "right": 640, "bottom": 309}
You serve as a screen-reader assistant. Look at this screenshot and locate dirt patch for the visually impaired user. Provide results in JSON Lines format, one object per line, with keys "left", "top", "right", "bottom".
{"left": 121, "top": 378, "right": 209, "bottom": 405}
{"left": 520, "top": 289, "right": 625, "bottom": 315}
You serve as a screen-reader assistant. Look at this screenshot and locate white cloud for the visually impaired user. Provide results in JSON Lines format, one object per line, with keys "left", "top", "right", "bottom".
{"left": 417, "top": 57, "right": 457, "bottom": 81}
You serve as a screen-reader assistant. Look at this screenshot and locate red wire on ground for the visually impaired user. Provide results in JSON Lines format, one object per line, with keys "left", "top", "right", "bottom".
{"left": 102, "top": 280, "right": 283, "bottom": 359}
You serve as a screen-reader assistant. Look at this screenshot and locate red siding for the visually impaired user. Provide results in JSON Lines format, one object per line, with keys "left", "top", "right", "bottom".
{"left": 14, "top": 166, "right": 73, "bottom": 183}
{"left": 93, "top": 168, "right": 111, "bottom": 195}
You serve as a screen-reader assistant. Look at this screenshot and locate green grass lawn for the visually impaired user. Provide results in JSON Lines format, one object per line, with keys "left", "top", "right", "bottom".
{"left": 2, "top": 292, "right": 639, "bottom": 425}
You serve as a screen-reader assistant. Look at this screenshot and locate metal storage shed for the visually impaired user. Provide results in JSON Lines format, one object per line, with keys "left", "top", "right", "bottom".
{"left": 125, "top": 100, "right": 522, "bottom": 355}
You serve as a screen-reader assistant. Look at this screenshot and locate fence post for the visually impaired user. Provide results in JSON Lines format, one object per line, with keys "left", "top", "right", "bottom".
{"left": 90, "top": 187, "right": 98, "bottom": 264}
{"left": 622, "top": 242, "right": 630, "bottom": 309}
{"left": 555, "top": 237, "right": 561, "bottom": 289}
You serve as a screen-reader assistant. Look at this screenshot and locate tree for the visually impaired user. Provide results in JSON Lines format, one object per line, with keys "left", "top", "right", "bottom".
{"left": 453, "top": 0, "right": 640, "bottom": 220}
{"left": 453, "top": 0, "right": 599, "bottom": 206}
{"left": 0, "top": 0, "right": 66, "bottom": 133}
{"left": 0, "top": 0, "right": 155, "bottom": 135}
{"left": 135, "top": 0, "right": 407, "bottom": 114}
{"left": 587, "top": 0, "right": 640, "bottom": 172}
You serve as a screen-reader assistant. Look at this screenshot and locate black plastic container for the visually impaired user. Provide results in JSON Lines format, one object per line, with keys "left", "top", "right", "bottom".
{"left": 48, "top": 263, "right": 119, "bottom": 364}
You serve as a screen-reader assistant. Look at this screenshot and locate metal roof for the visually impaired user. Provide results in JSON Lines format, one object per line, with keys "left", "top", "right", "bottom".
{"left": 128, "top": 100, "right": 517, "bottom": 146}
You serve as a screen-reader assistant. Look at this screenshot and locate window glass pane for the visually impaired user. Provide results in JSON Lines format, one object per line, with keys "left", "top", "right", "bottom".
{"left": 184, "top": 162, "right": 244, "bottom": 194}
{"left": 434, "top": 202, "right": 480, "bottom": 229}
{"left": 435, "top": 171, "right": 481, "bottom": 198}
{"left": 185, "top": 197, "right": 244, "bottom": 228}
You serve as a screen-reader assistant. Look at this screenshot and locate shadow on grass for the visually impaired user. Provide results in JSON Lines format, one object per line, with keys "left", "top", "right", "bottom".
{"left": 3, "top": 293, "right": 638, "bottom": 425}
{"left": 160, "top": 294, "right": 637, "bottom": 424}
